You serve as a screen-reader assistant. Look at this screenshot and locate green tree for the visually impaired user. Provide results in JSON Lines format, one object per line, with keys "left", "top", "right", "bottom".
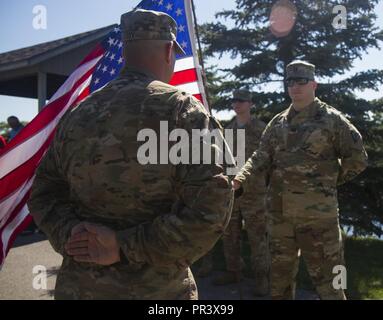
{"left": 0, "top": 122, "right": 9, "bottom": 137}
{"left": 339, "top": 98, "right": 383, "bottom": 237}
{"left": 201, "top": 0, "right": 383, "bottom": 236}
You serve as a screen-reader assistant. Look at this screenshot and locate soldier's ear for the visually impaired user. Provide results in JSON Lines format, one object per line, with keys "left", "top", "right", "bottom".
{"left": 312, "top": 81, "right": 318, "bottom": 91}
{"left": 165, "top": 42, "right": 174, "bottom": 64}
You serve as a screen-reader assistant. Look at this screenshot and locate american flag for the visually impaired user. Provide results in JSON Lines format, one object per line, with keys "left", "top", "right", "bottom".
{"left": 0, "top": 0, "right": 208, "bottom": 267}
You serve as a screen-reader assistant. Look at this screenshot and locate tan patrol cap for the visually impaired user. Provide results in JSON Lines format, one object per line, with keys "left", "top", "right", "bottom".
{"left": 120, "top": 9, "right": 185, "bottom": 55}
{"left": 232, "top": 89, "right": 253, "bottom": 102}
{"left": 286, "top": 60, "right": 315, "bottom": 80}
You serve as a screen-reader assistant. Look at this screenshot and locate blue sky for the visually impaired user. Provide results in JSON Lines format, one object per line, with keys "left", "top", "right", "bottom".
{"left": 0, "top": 0, "right": 382, "bottom": 122}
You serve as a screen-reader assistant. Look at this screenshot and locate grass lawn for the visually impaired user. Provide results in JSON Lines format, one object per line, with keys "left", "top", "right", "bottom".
{"left": 195, "top": 234, "right": 383, "bottom": 300}
{"left": 297, "top": 236, "right": 383, "bottom": 300}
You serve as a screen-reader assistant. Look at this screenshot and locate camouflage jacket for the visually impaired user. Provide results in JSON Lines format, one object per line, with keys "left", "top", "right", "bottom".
{"left": 226, "top": 115, "right": 267, "bottom": 160}
{"left": 28, "top": 67, "right": 233, "bottom": 299}
{"left": 226, "top": 115, "right": 267, "bottom": 195}
{"left": 235, "top": 98, "right": 368, "bottom": 217}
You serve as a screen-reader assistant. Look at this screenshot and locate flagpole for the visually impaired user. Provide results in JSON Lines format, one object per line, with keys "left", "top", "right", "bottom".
{"left": 190, "top": 0, "right": 212, "bottom": 110}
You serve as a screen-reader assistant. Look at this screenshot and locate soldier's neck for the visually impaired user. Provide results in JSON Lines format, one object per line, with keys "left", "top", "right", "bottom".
{"left": 292, "top": 97, "right": 316, "bottom": 112}
{"left": 121, "top": 65, "right": 158, "bottom": 80}
{"left": 236, "top": 113, "right": 251, "bottom": 126}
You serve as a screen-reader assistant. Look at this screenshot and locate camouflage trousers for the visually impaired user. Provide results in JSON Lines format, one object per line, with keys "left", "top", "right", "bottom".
{"left": 222, "top": 194, "right": 270, "bottom": 281}
{"left": 268, "top": 202, "right": 346, "bottom": 300}
{"left": 54, "top": 258, "right": 198, "bottom": 300}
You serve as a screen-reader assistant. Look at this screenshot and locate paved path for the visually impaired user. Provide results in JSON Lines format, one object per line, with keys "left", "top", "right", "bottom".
{"left": 0, "top": 234, "right": 318, "bottom": 300}
{"left": 0, "top": 234, "right": 61, "bottom": 300}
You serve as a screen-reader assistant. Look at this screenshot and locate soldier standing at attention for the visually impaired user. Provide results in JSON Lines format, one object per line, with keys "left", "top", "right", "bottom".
{"left": 233, "top": 60, "right": 368, "bottom": 300}
{"left": 28, "top": 9, "right": 234, "bottom": 300}
{"left": 212, "top": 89, "right": 269, "bottom": 297}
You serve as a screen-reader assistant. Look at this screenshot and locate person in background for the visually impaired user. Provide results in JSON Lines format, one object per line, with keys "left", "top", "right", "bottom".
{"left": 7, "top": 116, "right": 24, "bottom": 141}
{"left": 212, "top": 89, "right": 270, "bottom": 297}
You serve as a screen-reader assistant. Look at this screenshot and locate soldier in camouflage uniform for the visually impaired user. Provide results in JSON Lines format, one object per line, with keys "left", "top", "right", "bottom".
{"left": 212, "top": 90, "right": 270, "bottom": 296}
{"left": 28, "top": 9, "right": 234, "bottom": 300}
{"left": 233, "top": 61, "right": 368, "bottom": 300}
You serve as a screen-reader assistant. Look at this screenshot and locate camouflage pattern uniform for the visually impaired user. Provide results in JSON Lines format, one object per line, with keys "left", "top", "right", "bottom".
{"left": 221, "top": 90, "right": 269, "bottom": 289}
{"left": 28, "top": 9, "right": 234, "bottom": 300}
{"left": 235, "top": 62, "right": 368, "bottom": 300}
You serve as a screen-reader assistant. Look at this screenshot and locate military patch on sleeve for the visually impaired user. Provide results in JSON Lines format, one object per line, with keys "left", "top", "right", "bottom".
{"left": 351, "top": 131, "right": 360, "bottom": 144}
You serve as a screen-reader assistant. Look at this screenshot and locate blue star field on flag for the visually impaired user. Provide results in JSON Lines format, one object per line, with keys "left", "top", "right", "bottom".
{"left": 90, "top": 0, "right": 192, "bottom": 93}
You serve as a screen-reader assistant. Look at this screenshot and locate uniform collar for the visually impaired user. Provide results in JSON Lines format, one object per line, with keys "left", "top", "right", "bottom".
{"left": 286, "top": 98, "right": 321, "bottom": 124}
{"left": 231, "top": 115, "right": 259, "bottom": 129}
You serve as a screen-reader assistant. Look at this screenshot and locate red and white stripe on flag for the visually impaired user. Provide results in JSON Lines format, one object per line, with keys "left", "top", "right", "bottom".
{"left": 0, "top": 0, "right": 208, "bottom": 267}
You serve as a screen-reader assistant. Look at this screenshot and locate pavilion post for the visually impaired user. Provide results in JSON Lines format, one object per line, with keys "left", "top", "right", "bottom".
{"left": 37, "top": 71, "right": 47, "bottom": 112}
